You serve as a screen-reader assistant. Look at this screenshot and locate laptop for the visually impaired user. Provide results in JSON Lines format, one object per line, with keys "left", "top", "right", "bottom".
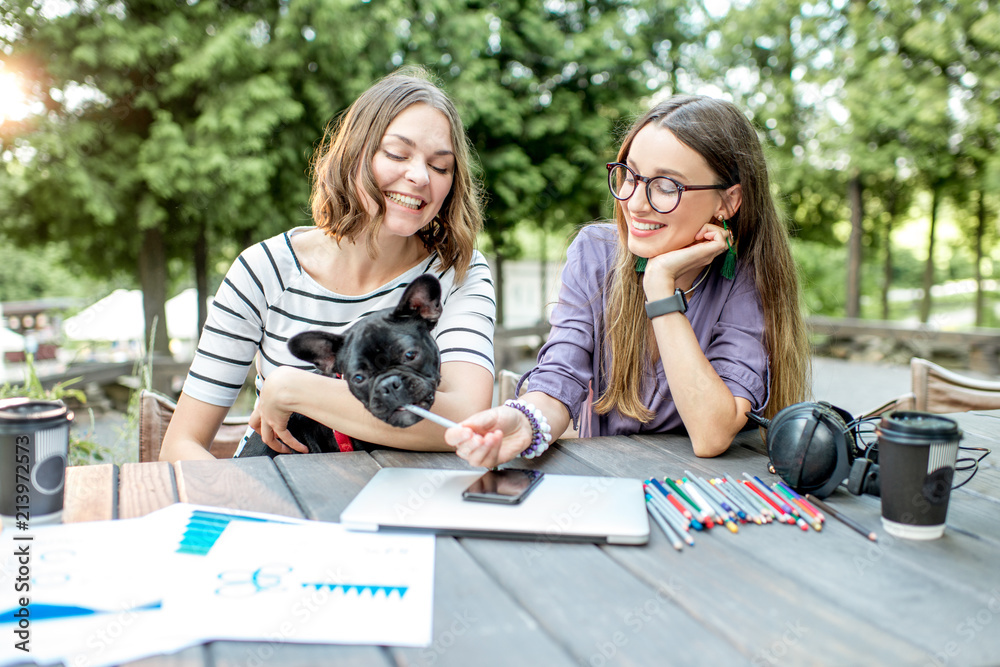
{"left": 339, "top": 468, "right": 649, "bottom": 545}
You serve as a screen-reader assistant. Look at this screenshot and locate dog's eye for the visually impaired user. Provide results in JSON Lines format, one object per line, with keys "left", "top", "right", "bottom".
{"left": 404, "top": 350, "right": 418, "bottom": 362}
{"left": 352, "top": 374, "right": 365, "bottom": 384}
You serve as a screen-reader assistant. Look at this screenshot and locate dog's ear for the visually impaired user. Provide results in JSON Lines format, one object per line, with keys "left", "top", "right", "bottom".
{"left": 393, "top": 274, "right": 443, "bottom": 328}
{"left": 288, "top": 331, "right": 345, "bottom": 376}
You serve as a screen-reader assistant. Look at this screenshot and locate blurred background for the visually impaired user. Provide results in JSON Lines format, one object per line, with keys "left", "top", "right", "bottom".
{"left": 1, "top": 0, "right": 997, "bottom": 461}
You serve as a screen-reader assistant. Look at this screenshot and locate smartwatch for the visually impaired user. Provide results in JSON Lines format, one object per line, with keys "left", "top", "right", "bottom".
{"left": 645, "top": 288, "right": 688, "bottom": 319}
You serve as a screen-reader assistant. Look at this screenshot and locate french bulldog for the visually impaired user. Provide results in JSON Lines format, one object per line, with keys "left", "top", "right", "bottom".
{"left": 237, "top": 274, "right": 443, "bottom": 457}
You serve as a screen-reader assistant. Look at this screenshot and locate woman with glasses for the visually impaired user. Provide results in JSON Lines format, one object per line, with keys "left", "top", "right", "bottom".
{"left": 446, "top": 95, "right": 810, "bottom": 465}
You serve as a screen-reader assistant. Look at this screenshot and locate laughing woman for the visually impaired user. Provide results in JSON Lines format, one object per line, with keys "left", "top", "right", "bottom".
{"left": 160, "top": 68, "right": 495, "bottom": 461}
{"left": 446, "top": 95, "right": 809, "bottom": 466}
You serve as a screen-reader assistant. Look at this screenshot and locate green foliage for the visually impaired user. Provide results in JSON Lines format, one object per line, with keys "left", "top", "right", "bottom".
{"left": 1, "top": 0, "right": 997, "bottom": 330}
{"left": 0, "top": 355, "right": 112, "bottom": 466}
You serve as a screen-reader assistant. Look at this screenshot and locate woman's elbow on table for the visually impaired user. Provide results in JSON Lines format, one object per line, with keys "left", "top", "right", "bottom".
{"left": 688, "top": 398, "right": 751, "bottom": 458}
{"left": 690, "top": 436, "right": 731, "bottom": 458}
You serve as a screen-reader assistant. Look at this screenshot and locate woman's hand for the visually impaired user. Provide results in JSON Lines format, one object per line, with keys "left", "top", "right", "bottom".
{"left": 444, "top": 406, "right": 533, "bottom": 468}
{"left": 250, "top": 366, "right": 309, "bottom": 454}
{"left": 643, "top": 220, "right": 731, "bottom": 299}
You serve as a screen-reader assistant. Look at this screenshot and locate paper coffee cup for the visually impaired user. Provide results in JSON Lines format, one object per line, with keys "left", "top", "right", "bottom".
{"left": 0, "top": 398, "right": 73, "bottom": 527}
{"left": 876, "top": 411, "right": 962, "bottom": 540}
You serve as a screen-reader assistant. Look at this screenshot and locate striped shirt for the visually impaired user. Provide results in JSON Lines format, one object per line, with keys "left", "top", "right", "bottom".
{"left": 182, "top": 226, "right": 496, "bottom": 409}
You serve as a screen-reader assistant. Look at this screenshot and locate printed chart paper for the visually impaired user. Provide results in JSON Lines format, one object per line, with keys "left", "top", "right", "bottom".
{"left": 170, "top": 519, "right": 435, "bottom": 646}
{"left": 0, "top": 504, "right": 435, "bottom": 667}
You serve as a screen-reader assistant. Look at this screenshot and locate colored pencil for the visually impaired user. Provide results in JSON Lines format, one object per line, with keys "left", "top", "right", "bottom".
{"left": 744, "top": 474, "right": 798, "bottom": 523}
{"left": 778, "top": 481, "right": 825, "bottom": 521}
{"left": 643, "top": 483, "right": 689, "bottom": 531}
{"left": 774, "top": 484, "right": 823, "bottom": 524}
{"left": 645, "top": 495, "right": 685, "bottom": 550}
{"left": 806, "top": 494, "right": 878, "bottom": 542}
{"left": 687, "top": 472, "right": 741, "bottom": 522}
{"left": 773, "top": 485, "right": 822, "bottom": 531}
{"left": 710, "top": 478, "right": 758, "bottom": 524}
{"left": 649, "top": 478, "right": 704, "bottom": 530}
{"left": 668, "top": 478, "right": 715, "bottom": 529}
{"left": 724, "top": 475, "right": 772, "bottom": 523}
{"left": 647, "top": 492, "right": 695, "bottom": 546}
{"left": 752, "top": 475, "right": 800, "bottom": 519}
{"left": 744, "top": 480, "right": 793, "bottom": 524}
{"left": 683, "top": 481, "right": 722, "bottom": 526}
{"left": 663, "top": 477, "right": 701, "bottom": 515}
{"left": 687, "top": 474, "right": 740, "bottom": 531}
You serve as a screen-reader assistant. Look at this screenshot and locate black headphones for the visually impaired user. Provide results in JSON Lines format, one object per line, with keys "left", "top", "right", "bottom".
{"left": 746, "top": 402, "right": 861, "bottom": 499}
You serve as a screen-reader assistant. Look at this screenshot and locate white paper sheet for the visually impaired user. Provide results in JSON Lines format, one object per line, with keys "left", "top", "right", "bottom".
{"left": 0, "top": 503, "right": 435, "bottom": 667}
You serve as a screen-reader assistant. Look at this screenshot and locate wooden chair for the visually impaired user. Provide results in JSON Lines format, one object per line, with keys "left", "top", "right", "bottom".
{"left": 909, "top": 357, "right": 1000, "bottom": 413}
{"left": 138, "top": 389, "right": 248, "bottom": 462}
{"left": 497, "top": 369, "right": 579, "bottom": 438}
{"left": 865, "top": 357, "right": 1000, "bottom": 417}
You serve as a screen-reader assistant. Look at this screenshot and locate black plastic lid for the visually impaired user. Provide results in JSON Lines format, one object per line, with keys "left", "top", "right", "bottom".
{"left": 0, "top": 398, "right": 71, "bottom": 425}
{"left": 877, "top": 411, "right": 961, "bottom": 445}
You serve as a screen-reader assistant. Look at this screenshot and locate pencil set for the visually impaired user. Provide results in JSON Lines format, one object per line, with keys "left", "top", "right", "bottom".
{"left": 642, "top": 471, "right": 827, "bottom": 551}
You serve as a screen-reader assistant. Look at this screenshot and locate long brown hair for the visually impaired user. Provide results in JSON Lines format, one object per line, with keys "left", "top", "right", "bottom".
{"left": 309, "top": 67, "right": 483, "bottom": 281}
{"left": 594, "top": 95, "right": 810, "bottom": 421}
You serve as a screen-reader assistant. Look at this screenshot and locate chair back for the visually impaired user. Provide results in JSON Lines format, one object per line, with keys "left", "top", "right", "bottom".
{"left": 910, "top": 357, "right": 1000, "bottom": 413}
{"left": 138, "top": 389, "right": 247, "bottom": 462}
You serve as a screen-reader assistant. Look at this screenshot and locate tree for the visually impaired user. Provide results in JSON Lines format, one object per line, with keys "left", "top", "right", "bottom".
{"left": 380, "top": 0, "right": 698, "bottom": 323}
{"left": 1, "top": 0, "right": 303, "bottom": 356}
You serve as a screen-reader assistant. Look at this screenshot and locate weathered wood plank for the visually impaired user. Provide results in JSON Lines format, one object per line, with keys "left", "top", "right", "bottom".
{"left": 532, "top": 439, "right": 924, "bottom": 665}
{"left": 210, "top": 642, "right": 393, "bottom": 666}
{"left": 63, "top": 463, "right": 118, "bottom": 522}
{"left": 370, "top": 449, "right": 475, "bottom": 470}
{"left": 462, "top": 537, "right": 747, "bottom": 666}
{"left": 378, "top": 445, "right": 746, "bottom": 664}
{"left": 275, "top": 451, "right": 383, "bottom": 521}
{"left": 174, "top": 457, "right": 304, "bottom": 519}
{"left": 280, "top": 450, "right": 577, "bottom": 667}
{"left": 122, "top": 645, "right": 209, "bottom": 666}
{"left": 391, "top": 537, "right": 577, "bottom": 667}
{"left": 119, "top": 462, "right": 179, "bottom": 519}
{"left": 372, "top": 441, "right": 596, "bottom": 476}
{"left": 570, "top": 433, "right": 1000, "bottom": 665}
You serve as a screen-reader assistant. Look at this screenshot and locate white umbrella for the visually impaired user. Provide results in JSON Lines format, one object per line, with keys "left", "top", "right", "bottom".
{"left": 63, "top": 289, "right": 145, "bottom": 342}
{"left": 63, "top": 289, "right": 209, "bottom": 342}
{"left": 165, "top": 288, "right": 211, "bottom": 341}
{"left": 0, "top": 326, "right": 25, "bottom": 352}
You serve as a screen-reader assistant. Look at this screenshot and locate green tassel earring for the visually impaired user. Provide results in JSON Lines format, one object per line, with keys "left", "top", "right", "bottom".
{"left": 634, "top": 256, "right": 647, "bottom": 273}
{"left": 720, "top": 216, "right": 737, "bottom": 280}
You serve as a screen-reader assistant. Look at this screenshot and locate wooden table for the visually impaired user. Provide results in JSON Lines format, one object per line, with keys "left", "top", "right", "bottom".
{"left": 63, "top": 411, "right": 1000, "bottom": 667}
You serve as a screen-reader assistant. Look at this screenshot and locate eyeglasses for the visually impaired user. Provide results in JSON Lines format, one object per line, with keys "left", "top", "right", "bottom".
{"left": 606, "top": 162, "right": 730, "bottom": 215}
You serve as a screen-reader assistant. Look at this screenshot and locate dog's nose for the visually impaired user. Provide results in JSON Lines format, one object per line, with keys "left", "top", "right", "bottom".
{"left": 377, "top": 377, "right": 403, "bottom": 397}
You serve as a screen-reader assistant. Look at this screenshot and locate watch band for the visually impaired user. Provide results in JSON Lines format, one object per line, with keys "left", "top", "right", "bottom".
{"left": 645, "top": 288, "right": 688, "bottom": 319}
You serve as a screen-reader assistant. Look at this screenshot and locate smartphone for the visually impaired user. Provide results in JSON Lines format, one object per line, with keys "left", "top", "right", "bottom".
{"left": 462, "top": 468, "right": 545, "bottom": 505}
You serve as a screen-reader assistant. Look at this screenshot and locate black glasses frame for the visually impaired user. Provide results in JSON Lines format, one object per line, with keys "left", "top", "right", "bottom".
{"left": 606, "top": 162, "right": 730, "bottom": 214}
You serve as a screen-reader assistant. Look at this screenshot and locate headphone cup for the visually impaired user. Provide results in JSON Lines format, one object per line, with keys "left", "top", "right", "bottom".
{"left": 764, "top": 402, "right": 854, "bottom": 499}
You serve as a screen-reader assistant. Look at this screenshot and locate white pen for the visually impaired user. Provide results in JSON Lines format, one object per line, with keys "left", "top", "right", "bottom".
{"left": 402, "top": 404, "right": 460, "bottom": 429}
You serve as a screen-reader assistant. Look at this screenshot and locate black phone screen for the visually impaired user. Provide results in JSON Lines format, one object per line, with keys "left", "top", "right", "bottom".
{"left": 462, "top": 469, "right": 545, "bottom": 504}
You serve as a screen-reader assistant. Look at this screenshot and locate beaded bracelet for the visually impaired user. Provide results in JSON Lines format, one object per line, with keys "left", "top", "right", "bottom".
{"left": 504, "top": 399, "right": 553, "bottom": 459}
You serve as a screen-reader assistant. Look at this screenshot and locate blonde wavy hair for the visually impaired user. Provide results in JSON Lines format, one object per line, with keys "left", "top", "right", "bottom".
{"left": 594, "top": 95, "right": 810, "bottom": 422}
{"left": 309, "top": 67, "right": 483, "bottom": 281}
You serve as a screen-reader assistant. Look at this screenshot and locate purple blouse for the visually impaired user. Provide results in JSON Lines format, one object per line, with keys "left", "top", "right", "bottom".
{"left": 518, "top": 223, "right": 770, "bottom": 438}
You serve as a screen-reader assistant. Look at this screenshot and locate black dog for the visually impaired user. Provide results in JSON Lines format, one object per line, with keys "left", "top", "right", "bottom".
{"left": 238, "top": 274, "right": 443, "bottom": 457}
